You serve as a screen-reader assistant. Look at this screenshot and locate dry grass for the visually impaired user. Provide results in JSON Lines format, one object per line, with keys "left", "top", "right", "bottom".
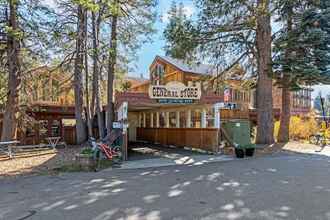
{"left": 0, "top": 145, "right": 84, "bottom": 179}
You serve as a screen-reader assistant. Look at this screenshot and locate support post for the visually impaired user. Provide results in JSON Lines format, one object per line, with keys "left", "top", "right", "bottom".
{"left": 176, "top": 111, "right": 180, "bottom": 128}
{"left": 156, "top": 112, "right": 160, "bottom": 128}
{"left": 150, "top": 112, "right": 154, "bottom": 128}
{"left": 143, "top": 112, "right": 146, "bottom": 128}
{"left": 186, "top": 109, "right": 191, "bottom": 128}
{"left": 165, "top": 112, "right": 170, "bottom": 128}
{"left": 201, "top": 109, "right": 207, "bottom": 128}
{"left": 214, "top": 106, "right": 220, "bottom": 128}
{"left": 138, "top": 113, "right": 142, "bottom": 127}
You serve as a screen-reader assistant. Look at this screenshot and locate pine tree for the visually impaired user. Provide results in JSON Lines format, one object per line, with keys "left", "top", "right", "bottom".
{"left": 163, "top": 0, "right": 275, "bottom": 144}
{"left": 163, "top": 1, "right": 198, "bottom": 62}
{"left": 273, "top": 0, "right": 330, "bottom": 142}
{"left": 105, "top": 0, "right": 157, "bottom": 137}
{"left": 0, "top": 0, "right": 56, "bottom": 141}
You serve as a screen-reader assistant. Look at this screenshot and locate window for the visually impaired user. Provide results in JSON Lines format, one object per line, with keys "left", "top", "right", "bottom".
{"left": 26, "top": 126, "right": 35, "bottom": 137}
{"left": 191, "top": 110, "right": 201, "bottom": 128}
{"left": 206, "top": 108, "right": 215, "bottom": 128}
{"left": 39, "top": 120, "right": 48, "bottom": 137}
{"left": 151, "top": 64, "right": 165, "bottom": 84}
{"left": 152, "top": 112, "right": 157, "bottom": 127}
{"left": 145, "top": 113, "right": 151, "bottom": 128}
{"left": 180, "top": 111, "right": 186, "bottom": 128}
{"left": 51, "top": 120, "right": 61, "bottom": 137}
{"left": 159, "top": 112, "right": 166, "bottom": 128}
{"left": 169, "top": 112, "right": 177, "bottom": 128}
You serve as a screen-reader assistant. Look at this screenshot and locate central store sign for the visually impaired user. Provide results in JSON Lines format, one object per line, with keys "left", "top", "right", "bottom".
{"left": 149, "top": 82, "right": 201, "bottom": 101}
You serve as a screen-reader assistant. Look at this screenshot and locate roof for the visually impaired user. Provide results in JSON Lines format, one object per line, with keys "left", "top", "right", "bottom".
{"left": 157, "top": 55, "right": 216, "bottom": 76}
{"left": 123, "top": 76, "right": 150, "bottom": 88}
{"left": 125, "top": 76, "right": 149, "bottom": 84}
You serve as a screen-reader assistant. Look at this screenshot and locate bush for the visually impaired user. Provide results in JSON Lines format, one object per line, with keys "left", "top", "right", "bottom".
{"left": 80, "top": 147, "right": 93, "bottom": 156}
{"left": 274, "top": 114, "right": 318, "bottom": 141}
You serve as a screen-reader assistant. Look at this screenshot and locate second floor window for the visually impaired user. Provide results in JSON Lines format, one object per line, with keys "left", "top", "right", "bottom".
{"left": 151, "top": 64, "right": 165, "bottom": 84}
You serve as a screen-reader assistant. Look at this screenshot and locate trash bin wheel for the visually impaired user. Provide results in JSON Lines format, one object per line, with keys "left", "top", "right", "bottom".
{"left": 245, "top": 148, "right": 255, "bottom": 157}
{"left": 235, "top": 148, "right": 245, "bottom": 158}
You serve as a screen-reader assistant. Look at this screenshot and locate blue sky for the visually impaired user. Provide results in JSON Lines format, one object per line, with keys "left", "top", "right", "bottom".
{"left": 131, "top": 0, "right": 194, "bottom": 78}
{"left": 131, "top": 0, "right": 330, "bottom": 98}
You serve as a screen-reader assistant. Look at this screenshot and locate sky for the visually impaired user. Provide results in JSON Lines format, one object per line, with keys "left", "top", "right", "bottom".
{"left": 131, "top": 0, "right": 194, "bottom": 78}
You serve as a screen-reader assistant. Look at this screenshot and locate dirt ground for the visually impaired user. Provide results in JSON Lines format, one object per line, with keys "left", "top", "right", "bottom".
{"left": 0, "top": 145, "right": 84, "bottom": 179}
{"left": 256, "top": 141, "right": 330, "bottom": 156}
{"left": 1, "top": 141, "right": 329, "bottom": 179}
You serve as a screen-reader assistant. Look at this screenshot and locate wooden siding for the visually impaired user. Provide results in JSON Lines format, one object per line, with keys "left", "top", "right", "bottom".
{"left": 221, "top": 109, "right": 249, "bottom": 120}
{"left": 136, "top": 128, "right": 220, "bottom": 152}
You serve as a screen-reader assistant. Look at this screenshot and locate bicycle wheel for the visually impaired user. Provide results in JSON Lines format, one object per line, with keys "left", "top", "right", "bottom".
{"left": 309, "top": 135, "right": 319, "bottom": 145}
{"left": 319, "top": 136, "right": 326, "bottom": 147}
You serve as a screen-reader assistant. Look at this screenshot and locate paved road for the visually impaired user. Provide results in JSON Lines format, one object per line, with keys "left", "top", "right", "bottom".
{"left": 1, "top": 152, "right": 330, "bottom": 220}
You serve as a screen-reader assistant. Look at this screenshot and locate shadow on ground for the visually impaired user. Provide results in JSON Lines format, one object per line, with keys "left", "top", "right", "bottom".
{"left": 1, "top": 150, "right": 330, "bottom": 219}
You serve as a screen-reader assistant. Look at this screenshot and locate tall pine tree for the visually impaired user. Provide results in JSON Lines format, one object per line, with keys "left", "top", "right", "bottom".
{"left": 164, "top": 0, "right": 275, "bottom": 144}
{"left": 273, "top": 0, "right": 330, "bottom": 142}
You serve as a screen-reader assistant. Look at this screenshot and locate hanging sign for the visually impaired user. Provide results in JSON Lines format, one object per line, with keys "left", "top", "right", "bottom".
{"left": 224, "top": 88, "right": 231, "bottom": 102}
{"left": 214, "top": 102, "right": 238, "bottom": 110}
{"left": 149, "top": 81, "right": 201, "bottom": 100}
{"left": 117, "top": 102, "right": 128, "bottom": 121}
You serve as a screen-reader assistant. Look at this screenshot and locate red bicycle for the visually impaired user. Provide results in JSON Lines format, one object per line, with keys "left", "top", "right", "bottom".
{"left": 98, "top": 142, "right": 121, "bottom": 160}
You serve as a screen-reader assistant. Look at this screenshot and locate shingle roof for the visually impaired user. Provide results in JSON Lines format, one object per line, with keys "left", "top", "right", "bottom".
{"left": 157, "top": 55, "right": 216, "bottom": 76}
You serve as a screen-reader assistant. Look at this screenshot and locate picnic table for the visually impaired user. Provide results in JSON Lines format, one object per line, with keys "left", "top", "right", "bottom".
{"left": 45, "top": 137, "right": 67, "bottom": 149}
{"left": 0, "top": 140, "right": 19, "bottom": 159}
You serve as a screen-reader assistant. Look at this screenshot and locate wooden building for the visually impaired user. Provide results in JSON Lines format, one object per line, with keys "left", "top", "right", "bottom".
{"left": 116, "top": 56, "right": 259, "bottom": 152}
{"left": 0, "top": 67, "right": 77, "bottom": 145}
{"left": 0, "top": 57, "right": 312, "bottom": 148}
{"left": 272, "top": 86, "right": 313, "bottom": 116}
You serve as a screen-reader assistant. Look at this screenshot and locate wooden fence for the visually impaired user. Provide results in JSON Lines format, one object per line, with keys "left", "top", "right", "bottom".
{"left": 137, "top": 128, "right": 220, "bottom": 152}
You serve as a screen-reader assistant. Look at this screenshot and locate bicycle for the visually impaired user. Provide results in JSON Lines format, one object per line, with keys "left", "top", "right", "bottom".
{"left": 89, "top": 137, "right": 122, "bottom": 171}
{"left": 309, "top": 122, "right": 330, "bottom": 150}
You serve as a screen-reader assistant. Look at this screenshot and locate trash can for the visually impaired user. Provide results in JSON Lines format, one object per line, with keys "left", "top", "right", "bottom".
{"left": 221, "top": 120, "right": 256, "bottom": 158}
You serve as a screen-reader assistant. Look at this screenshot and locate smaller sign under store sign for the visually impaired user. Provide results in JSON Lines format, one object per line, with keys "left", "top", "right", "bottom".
{"left": 157, "top": 99, "right": 194, "bottom": 104}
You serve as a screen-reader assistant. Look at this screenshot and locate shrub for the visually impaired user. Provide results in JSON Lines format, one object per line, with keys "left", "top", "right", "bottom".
{"left": 274, "top": 114, "right": 318, "bottom": 141}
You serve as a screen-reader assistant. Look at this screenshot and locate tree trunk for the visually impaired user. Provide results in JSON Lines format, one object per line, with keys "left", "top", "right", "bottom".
{"left": 85, "top": 48, "right": 93, "bottom": 137}
{"left": 278, "top": 86, "right": 291, "bottom": 142}
{"left": 255, "top": 0, "right": 274, "bottom": 144}
{"left": 91, "top": 8, "right": 105, "bottom": 139}
{"left": 1, "top": 0, "right": 21, "bottom": 141}
{"left": 277, "top": 4, "right": 293, "bottom": 143}
{"left": 84, "top": 11, "right": 93, "bottom": 138}
{"left": 74, "top": 4, "right": 87, "bottom": 144}
{"left": 106, "top": 8, "right": 118, "bottom": 137}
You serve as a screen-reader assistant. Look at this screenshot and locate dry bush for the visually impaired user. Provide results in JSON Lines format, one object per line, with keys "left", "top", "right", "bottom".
{"left": 274, "top": 113, "right": 318, "bottom": 141}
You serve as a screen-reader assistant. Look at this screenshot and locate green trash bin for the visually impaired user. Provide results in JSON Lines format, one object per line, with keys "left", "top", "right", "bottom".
{"left": 221, "top": 120, "right": 256, "bottom": 158}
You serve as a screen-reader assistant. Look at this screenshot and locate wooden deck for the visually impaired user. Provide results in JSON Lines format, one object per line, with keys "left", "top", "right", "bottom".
{"left": 137, "top": 128, "right": 220, "bottom": 152}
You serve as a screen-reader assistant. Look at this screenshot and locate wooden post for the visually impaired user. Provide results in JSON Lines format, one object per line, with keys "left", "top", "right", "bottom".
{"left": 123, "top": 132, "right": 128, "bottom": 161}
{"left": 165, "top": 112, "right": 170, "bottom": 128}
{"left": 214, "top": 106, "right": 220, "bottom": 128}
{"left": 201, "top": 109, "right": 207, "bottom": 128}
{"left": 186, "top": 110, "right": 191, "bottom": 128}
{"left": 150, "top": 112, "right": 154, "bottom": 128}
{"left": 138, "top": 113, "right": 142, "bottom": 127}
{"left": 47, "top": 119, "right": 52, "bottom": 137}
{"left": 143, "top": 112, "right": 146, "bottom": 128}
{"left": 176, "top": 111, "right": 180, "bottom": 128}
{"left": 156, "top": 112, "right": 160, "bottom": 128}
